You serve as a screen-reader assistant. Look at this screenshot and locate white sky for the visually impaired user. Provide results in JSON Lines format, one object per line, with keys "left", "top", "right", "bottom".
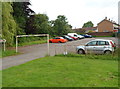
{"left": 29, "top": 0, "right": 119, "bottom": 28}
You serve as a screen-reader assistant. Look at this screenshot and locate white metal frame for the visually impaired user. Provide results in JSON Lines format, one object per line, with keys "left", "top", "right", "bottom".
{"left": 16, "top": 34, "right": 50, "bottom": 55}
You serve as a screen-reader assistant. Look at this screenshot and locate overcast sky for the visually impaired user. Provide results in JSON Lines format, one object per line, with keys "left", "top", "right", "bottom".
{"left": 29, "top": 0, "right": 119, "bottom": 28}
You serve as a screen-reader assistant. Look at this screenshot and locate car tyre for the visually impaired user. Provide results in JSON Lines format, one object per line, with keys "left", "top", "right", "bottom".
{"left": 59, "top": 41, "right": 62, "bottom": 43}
{"left": 104, "top": 50, "right": 112, "bottom": 54}
{"left": 49, "top": 41, "right": 52, "bottom": 43}
{"left": 78, "top": 49, "right": 85, "bottom": 54}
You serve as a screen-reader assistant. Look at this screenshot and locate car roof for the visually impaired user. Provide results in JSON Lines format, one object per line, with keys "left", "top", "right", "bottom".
{"left": 85, "top": 39, "right": 115, "bottom": 45}
{"left": 92, "top": 39, "right": 112, "bottom": 41}
{"left": 58, "top": 37, "right": 64, "bottom": 39}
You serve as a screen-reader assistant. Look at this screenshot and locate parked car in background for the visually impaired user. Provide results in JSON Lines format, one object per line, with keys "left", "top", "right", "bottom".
{"left": 49, "top": 37, "right": 67, "bottom": 43}
{"left": 61, "top": 35, "right": 74, "bottom": 41}
{"left": 81, "top": 34, "right": 92, "bottom": 38}
{"left": 76, "top": 39, "right": 116, "bottom": 54}
{"left": 68, "top": 33, "right": 84, "bottom": 39}
{"left": 76, "top": 34, "right": 84, "bottom": 39}
{"left": 67, "top": 35, "right": 78, "bottom": 40}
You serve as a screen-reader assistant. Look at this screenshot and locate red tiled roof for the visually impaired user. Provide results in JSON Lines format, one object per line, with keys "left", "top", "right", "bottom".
{"left": 73, "top": 27, "right": 97, "bottom": 31}
{"left": 82, "top": 27, "right": 97, "bottom": 31}
{"left": 97, "top": 18, "right": 120, "bottom": 26}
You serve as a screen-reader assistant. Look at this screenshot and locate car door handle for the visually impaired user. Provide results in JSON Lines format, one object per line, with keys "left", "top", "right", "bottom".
{"left": 104, "top": 46, "right": 107, "bottom": 48}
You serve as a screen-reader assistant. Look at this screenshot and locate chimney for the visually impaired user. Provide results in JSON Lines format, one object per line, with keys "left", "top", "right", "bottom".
{"left": 105, "top": 17, "right": 107, "bottom": 20}
{"left": 113, "top": 21, "right": 116, "bottom": 23}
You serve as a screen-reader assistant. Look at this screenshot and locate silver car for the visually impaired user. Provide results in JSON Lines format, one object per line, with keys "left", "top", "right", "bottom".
{"left": 76, "top": 39, "right": 116, "bottom": 54}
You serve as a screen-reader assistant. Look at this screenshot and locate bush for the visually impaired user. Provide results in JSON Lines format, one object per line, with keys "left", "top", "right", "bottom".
{"left": 17, "top": 36, "right": 46, "bottom": 44}
{"left": 112, "top": 33, "right": 115, "bottom": 37}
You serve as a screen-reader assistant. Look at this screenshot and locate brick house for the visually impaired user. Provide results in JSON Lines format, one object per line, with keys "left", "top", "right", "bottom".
{"left": 97, "top": 17, "right": 119, "bottom": 32}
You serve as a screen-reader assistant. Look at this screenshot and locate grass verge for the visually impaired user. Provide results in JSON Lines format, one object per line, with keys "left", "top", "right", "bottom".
{"left": 0, "top": 49, "right": 19, "bottom": 58}
{"left": 2, "top": 54, "right": 118, "bottom": 87}
{"left": 18, "top": 40, "right": 47, "bottom": 46}
{"left": 93, "top": 36, "right": 113, "bottom": 37}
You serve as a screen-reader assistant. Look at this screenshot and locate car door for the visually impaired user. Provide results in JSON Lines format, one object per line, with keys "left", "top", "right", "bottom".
{"left": 53, "top": 38, "right": 59, "bottom": 43}
{"left": 85, "top": 41, "right": 98, "bottom": 54}
{"left": 56, "top": 38, "right": 61, "bottom": 43}
{"left": 95, "top": 41, "right": 109, "bottom": 54}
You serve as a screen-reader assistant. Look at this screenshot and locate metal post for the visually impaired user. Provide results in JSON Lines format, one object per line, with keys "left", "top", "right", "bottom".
{"left": 16, "top": 36, "right": 18, "bottom": 53}
{"left": 55, "top": 45, "right": 57, "bottom": 55}
{"left": 65, "top": 43, "right": 67, "bottom": 55}
{"left": 3, "top": 41, "right": 5, "bottom": 51}
{"left": 64, "top": 43, "right": 67, "bottom": 55}
{"left": 47, "top": 34, "right": 50, "bottom": 56}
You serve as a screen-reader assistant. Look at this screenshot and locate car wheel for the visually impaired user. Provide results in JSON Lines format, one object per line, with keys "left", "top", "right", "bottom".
{"left": 79, "top": 38, "right": 81, "bottom": 40}
{"left": 104, "top": 50, "right": 111, "bottom": 54}
{"left": 78, "top": 49, "right": 85, "bottom": 54}
{"left": 49, "top": 41, "right": 52, "bottom": 43}
{"left": 58, "top": 41, "right": 62, "bottom": 43}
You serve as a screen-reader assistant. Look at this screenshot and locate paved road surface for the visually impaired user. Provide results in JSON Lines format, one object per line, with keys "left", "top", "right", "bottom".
{"left": 1, "top": 37, "right": 118, "bottom": 70}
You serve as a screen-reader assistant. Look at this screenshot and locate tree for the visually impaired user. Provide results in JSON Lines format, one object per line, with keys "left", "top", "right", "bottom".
{"left": 25, "top": 15, "right": 36, "bottom": 34}
{"left": 82, "top": 21, "right": 94, "bottom": 28}
{"left": 12, "top": 2, "right": 34, "bottom": 35}
{"left": 2, "top": 2, "right": 17, "bottom": 46}
{"left": 26, "top": 14, "right": 51, "bottom": 34}
{"left": 52, "top": 15, "right": 72, "bottom": 36}
{"left": 26, "top": 14, "right": 72, "bottom": 36}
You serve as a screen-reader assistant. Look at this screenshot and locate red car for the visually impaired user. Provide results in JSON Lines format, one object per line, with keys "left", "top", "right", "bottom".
{"left": 67, "top": 35, "right": 78, "bottom": 40}
{"left": 49, "top": 37, "right": 67, "bottom": 43}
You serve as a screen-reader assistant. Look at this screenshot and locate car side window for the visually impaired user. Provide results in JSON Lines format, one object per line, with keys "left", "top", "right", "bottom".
{"left": 106, "top": 41, "right": 109, "bottom": 45}
{"left": 98, "top": 41, "right": 109, "bottom": 45}
{"left": 54, "top": 38, "right": 60, "bottom": 39}
{"left": 86, "top": 41, "right": 97, "bottom": 46}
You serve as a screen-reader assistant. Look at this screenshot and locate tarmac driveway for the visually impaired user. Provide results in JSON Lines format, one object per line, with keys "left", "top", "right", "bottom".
{"left": 2, "top": 37, "right": 118, "bottom": 70}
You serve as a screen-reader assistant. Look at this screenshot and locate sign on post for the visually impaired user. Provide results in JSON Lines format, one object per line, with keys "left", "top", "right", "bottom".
{"left": 0, "top": 39, "right": 6, "bottom": 51}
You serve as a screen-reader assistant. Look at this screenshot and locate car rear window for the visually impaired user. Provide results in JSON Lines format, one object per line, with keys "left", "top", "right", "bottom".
{"left": 98, "top": 41, "right": 109, "bottom": 45}
{"left": 60, "top": 37, "right": 64, "bottom": 39}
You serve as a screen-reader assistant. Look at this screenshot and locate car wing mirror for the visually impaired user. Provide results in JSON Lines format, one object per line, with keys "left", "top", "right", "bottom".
{"left": 85, "top": 44, "right": 88, "bottom": 46}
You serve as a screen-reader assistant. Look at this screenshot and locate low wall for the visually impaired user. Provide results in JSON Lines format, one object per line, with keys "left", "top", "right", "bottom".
{"left": 88, "top": 32, "right": 113, "bottom": 36}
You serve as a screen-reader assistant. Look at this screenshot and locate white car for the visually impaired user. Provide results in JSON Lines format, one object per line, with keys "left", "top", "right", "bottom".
{"left": 68, "top": 33, "right": 84, "bottom": 39}
{"left": 76, "top": 39, "right": 116, "bottom": 54}
{"left": 75, "top": 34, "right": 84, "bottom": 39}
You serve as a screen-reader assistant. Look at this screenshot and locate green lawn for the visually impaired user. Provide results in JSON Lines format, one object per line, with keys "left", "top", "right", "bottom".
{"left": 2, "top": 54, "right": 118, "bottom": 87}
{"left": 94, "top": 36, "right": 113, "bottom": 37}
